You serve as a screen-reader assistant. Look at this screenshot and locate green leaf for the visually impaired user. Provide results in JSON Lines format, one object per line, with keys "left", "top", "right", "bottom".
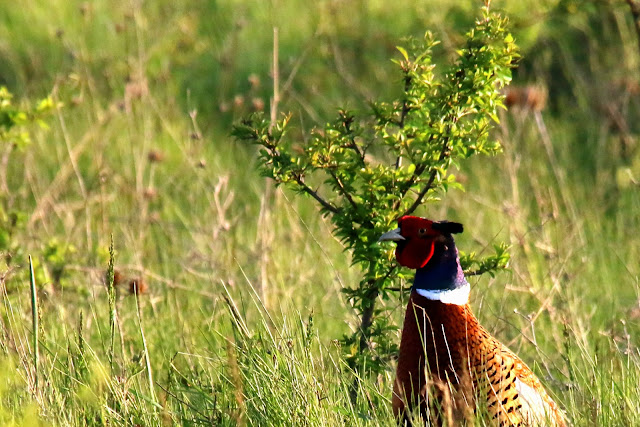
{"left": 396, "top": 46, "right": 409, "bottom": 61}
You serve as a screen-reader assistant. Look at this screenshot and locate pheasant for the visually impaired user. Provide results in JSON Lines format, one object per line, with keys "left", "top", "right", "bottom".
{"left": 378, "top": 216, "right": 565, "bottom": 426}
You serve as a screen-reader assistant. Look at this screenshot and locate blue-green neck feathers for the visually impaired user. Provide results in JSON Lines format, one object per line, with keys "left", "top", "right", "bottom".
{"left": 412, "top": 236, "right": 468, "bottom": 292}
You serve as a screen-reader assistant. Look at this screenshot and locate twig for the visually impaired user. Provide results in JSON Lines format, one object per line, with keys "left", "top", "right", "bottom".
{"left": 402, "top": 133, "right": 452, "bottom": 217}
{"left": 340, "top": 112, "right": 366, "bottom": 164}
{"left": 261, "top": 132, "right": 340, "bottom": 214}
{"left": 464, "top": 269, "right": 489, "bottom": 277}
{"left": 391, "top": 107, "right": 441, "bottom": 211}
{"left": 395, "top": 73, "right": 413, "bottom": 169}
{"left": 386, "top": 287, "right": 411, "bottom": 293}
{"left": 350, "top": 265, "right": 396, "bottom": 403}
{"left": 356, "top": 266, "right": 397, "bottom": 352}
{"left": 403, "top": 169, "right": 439, "bottom": 217}
{"left": 327, "top": 169, "right": 359, "bottom": 212}
{"left": 392, "top": 162, "right": 427, "bottom": 211}
{"left": 293, "top": 175, "right": 340, "bottom": 213}
{"left": 398, "top": 74, "right": 412, "bottom": 129}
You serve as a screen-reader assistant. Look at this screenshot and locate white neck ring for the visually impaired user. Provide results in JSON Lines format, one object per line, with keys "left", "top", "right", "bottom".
{"left": 415, "top": 283, "right": 470, "bottom": 305}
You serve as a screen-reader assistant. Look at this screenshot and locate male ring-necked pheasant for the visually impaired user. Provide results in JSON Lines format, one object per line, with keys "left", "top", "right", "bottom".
{"left": 379, "top": 216, "right": 565, "bottom": 426}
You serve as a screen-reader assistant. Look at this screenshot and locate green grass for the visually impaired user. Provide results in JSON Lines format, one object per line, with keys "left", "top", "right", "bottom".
{"left": 0, "top": 0, "right": 639, "bottom": 425}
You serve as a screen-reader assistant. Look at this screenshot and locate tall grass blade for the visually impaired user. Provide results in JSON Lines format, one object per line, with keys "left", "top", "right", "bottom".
{"left": 28, "top": 255, "right": 39, "bottom": 393}
{"left": 135, "top": 289, "right": 158, "bottom": 411}
{"left": 106, "top": 235, "right": 116, "bottom": 373}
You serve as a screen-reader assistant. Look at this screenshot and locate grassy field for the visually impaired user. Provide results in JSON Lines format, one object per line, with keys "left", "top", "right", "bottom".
{"left": 0, "top": 0, "right": 639, "bottom": 425}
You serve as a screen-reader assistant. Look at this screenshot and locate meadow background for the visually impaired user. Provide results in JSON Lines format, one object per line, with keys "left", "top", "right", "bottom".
{"left": 0, "top": 0, "right": 639, "bottom": 425}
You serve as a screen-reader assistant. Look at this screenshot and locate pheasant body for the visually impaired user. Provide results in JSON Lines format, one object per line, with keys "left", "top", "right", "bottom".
{"left": 379, "top": 216, "right": 565, "bottom": 426}
{"left": 393, "top": 292, "right": 564, "bottom": 425}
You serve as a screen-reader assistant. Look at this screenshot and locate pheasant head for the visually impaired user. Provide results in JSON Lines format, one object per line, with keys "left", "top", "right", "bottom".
{"left": 379, "top": 216, "right": 468, "bottom": 303}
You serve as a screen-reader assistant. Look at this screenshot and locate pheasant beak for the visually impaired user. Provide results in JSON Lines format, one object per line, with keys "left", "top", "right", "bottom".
{"left": 378, "top": 227, "right": 405, "bottom": 242}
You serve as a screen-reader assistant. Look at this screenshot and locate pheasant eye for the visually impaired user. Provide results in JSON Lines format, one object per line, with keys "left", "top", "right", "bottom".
{"left": 418, "top": 228, "right": 427, "bottom": 235}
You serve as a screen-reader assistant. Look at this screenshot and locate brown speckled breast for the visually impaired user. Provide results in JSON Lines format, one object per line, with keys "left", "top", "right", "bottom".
{"left": 392, "top": 291, "right": 566, "bottom": 426}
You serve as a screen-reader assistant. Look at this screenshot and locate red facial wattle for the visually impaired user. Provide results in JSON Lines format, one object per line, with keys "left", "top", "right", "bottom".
{"left": 390, "top": 216, "right": 436, "bottom": 269}
{"left": 396, "top": 237, "right": 435, "bottom": 269}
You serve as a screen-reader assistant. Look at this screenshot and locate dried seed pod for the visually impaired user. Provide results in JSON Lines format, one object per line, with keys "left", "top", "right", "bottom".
{"left": 128, "top": 278, "right": 148, "bottom": 295}
{"left": 504, "top": 86, "right": 547, "bottom": 112}
{"left": 147, "top": 150, "right": 165, "bottom": 163}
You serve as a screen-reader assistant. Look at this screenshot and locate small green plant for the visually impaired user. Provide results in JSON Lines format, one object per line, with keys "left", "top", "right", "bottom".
{"left": 233, "top": 5, "right": 516, "bottom": 380}
{"left": 0, "top": 86, "right": 56, "bottom": 271}
{"left": 0, "top": 86, "right": 55, "bottom": 148}
{"left": 42, "top": 238, "right": 77, "bottom": 286}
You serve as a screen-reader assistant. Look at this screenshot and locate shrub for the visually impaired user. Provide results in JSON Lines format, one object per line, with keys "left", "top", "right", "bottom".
{"left": 233, "top": 5, "right": 516, "bottom": 381}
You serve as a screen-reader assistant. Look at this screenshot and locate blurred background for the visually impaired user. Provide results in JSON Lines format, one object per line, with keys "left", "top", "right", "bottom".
{"left": 0, "top": 0, "right": 639, "bottom": 425}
